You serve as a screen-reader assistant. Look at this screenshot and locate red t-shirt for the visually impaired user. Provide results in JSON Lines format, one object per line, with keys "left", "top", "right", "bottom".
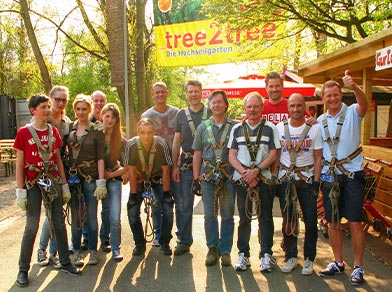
{"left": 261, "top": 99, "right": 290, "bottom": 125}
{"left": 14, "top": 125, "right": 63, "bottom": 182}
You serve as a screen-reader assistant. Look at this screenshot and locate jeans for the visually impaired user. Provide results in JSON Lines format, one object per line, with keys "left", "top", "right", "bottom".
{"left": 152, "top": 192, "right": 162, "bottom": 242}
{"left": 277, "top": 180, "right": 318, "bottom": 261}
{"left": 127, "top": 183, "right": 173, "bottom": 247}
{"left": 70, "top": 180, "right": 98, "bottom": 252}
{"left": 236, "top": 182, "right": 274, "bottom": 257}
{"left": 201, "top": 179, "right": 235, "bottom": 255}
{"left": 178, "top": 168, "right": 195, "bottom": 247}
{"left": 99, "top": 185, "right": 111, "bottom": 244}
{"left": 39, "top": 216, "right": 57, "bottom": 255}
{"left": 19, "top": 184, "right": 71, "bottom": 272}
{"left": 171, "top": 176, "right": 182, "bottom": 241}
{"left": 101, "top": 179, "right": 122, "bottom": 251}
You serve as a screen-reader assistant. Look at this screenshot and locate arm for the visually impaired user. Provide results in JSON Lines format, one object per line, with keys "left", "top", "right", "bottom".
{"left": 313, "top": 149, "right": 322, "bottom": 182}
{"left": 56, "top": 151, "right": 67, "bottom": 183}
{"left": 97, "top": 159, "right": 105, "bottom": 180}
{"left": 15, "top": 149, "right": 25, "bottom": 189}
{"left": 161, "top": 165, "right": 170, "bottom": 192}
{"left": 342, "top": 70, "right": 369, "bottom": 117}
{"left": 172, "top": 132, "right": 182, "bottom": 182}
{"left": 104, "top": 166, "right": 127, "bottom": 180}
{"left": 192, "top": 150, "right": 202, "bottom": 181}
{"left": 129, "top": 165, "right": 138, "bottom": 193}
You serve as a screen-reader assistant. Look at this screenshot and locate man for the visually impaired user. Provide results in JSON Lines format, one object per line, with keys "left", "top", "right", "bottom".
{"left": 228, "top": 92, "right": 280, "bottom": 272}
{"left": 172, "top": 80, "right": 210, "bottom": 256}
{"left": 141, "top": 82, "right": 179, "bottom": 247}
{"left": 318, "top": 70, "right": 369, "bottom": 286}
{"left": 276, "top": 93, "right": 322, "bottom": 275}
{"left": 90, "top": 90, "right": 107, "bottom": 123}
{"left": 124, "top": 118, "right": 173, "bottom": 256}
{"left": 192, "top": 90, "right": 236, "bottom": 266}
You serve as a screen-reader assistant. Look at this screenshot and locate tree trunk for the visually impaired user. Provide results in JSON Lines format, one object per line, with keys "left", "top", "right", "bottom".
{"left": 135, "top": 0, "right": 146, "bottom": 111}
{"left": 19, "top": 0, "right": 52, "bottom": 93}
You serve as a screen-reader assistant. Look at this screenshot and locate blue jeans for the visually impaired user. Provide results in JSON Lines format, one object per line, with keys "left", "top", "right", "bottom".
{"left": 236, "top": 182, "right": 274, "bottom": 257}
{"left": 178, "top": 168, "right": 194, "bottom": 247}
{"left": 99, "top": 184, "right": 111, "bottom": 244}
{"left": 19, "top": 184, "right": 71, "bottom": 272}
{"left": 127, "top": 183, "right": 174, "bottom": 247}
{"left": 171, "top": 175, "right": 182, "bottom": 241}
{"left": 39, "top": 216, "right": 57, "bottom": 255}
{"left": 201, "top": 179, "right": 235, "bottom": 254}
{"left": 70, "top": 180, "right": 98, "bottom": 252}
{"left": 152, "top": 191, "right": 162, "bottom": 242}
{"left": 101, "top": 179, "right": 122, "bottom": 251}
{"left": 277, "top": 180, "right": 318, "bottom": 261}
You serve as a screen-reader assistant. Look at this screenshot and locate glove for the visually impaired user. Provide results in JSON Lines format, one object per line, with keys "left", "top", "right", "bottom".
{"left": 93, "top": 121, "right": 104, "bottom": 131}
{"left": 191, "top": 179, "right": 202, "bottom": 196}
{"left": 62, "top": 183, "right": 71, "bottom": 205}
{"left": 94, "top": 179, "right": 107, "bottom": 200}
{"left": 16, "top": 188, "right": 27, "bottom": 210}
{"left": 312, "top": 181, "right": 320, "bottom": 196}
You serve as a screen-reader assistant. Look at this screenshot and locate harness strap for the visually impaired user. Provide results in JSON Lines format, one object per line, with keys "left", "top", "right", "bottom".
{"left": 69, "top": 121, "right": 94, "bottom": 165}
{"left": 242, "top": 119, "right": 266, "bottom": 164}
{"left": 27, "top": 124, "right": 54, "bottom": 173}
{"left": 136, "top": 136, "right": 157, "bottom": 183}
{"left": 322, "top": 147, "right": 362, "bottom": 178}
{"left": 185, "top": 106, "right": 208, "bottom": 136}
{"left": 204, "top": 118, "right": 232, "bottom": 162}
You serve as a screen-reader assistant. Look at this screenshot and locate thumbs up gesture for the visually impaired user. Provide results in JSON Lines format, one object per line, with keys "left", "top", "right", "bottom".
{"left": 342, "top": 69, "right": 356, "bottom": 89}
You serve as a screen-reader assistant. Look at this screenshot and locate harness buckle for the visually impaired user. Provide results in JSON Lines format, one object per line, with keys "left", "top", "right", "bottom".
{"left": 305, "top": 176, "right": 313, "bottom": 184}
{"left": 69, "top": 168, "right": 78, "bottom": 178}
{"left": 85, "top": 175, "right": 92, "bottom": 184}
{"left": 25, "top": 181, "right": 34, "bottom": 190}
{"left": 83, "top": 161, "right": 91, "bottom": 168}
{"left": 180, "top": 163, "right": 190, "bottom": 171}
{"left": 348, "top": 172, "right": 355, "bottom": 180}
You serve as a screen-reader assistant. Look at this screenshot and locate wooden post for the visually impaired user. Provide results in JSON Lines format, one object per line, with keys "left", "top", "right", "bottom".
{"left": 361, "top": 68, "right": 372, "bottom": 145}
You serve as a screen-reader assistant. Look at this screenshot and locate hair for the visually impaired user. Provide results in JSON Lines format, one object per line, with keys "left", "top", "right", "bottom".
{"left": 101, "top": 103, "right": 124, "bottom": 162}
{"left": 243, "top": 91, "right": 264, "bottom": 106}
{"left": 265, "top": 71, "right": 284, "bottom": 86}
{"left": 152, "top": 82, "right": 167, "bottom": 90}
{"left": 73, "top": 94, "right": 92, "bottom": 111}
{"left": 208, "top": 90, "right": 229, "bottom": 112}
{"left": 185, "top": 80, "right": 202, "bottom": 91}
{"left": 91, "top": 90, "right": 107, "bottom": 101}
{"left": 321, "top": 80, "right": 342, "bottom": 95}
{"left": 28, "top": 94, "right": 50, "bottom": 114}
{"left": 49, "top": 85, "right": 69, "bottom": 99}
{"left": 137, "top": 117, "right": 155, "bottom": 129}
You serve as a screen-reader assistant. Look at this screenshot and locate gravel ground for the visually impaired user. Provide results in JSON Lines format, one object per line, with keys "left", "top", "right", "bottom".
{"left": 0, "top": 175, "right": 20, "bottom": 221}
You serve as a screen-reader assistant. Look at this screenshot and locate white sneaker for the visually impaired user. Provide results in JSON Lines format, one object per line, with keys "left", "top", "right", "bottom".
{"left": 260, "top": 253, "right": 276, "bottom": 273}
{"left": 281, "top": 257, "right": 297, "bottom": 273}
{"left": 73, "top": 251, "right": 84, "bottom": 267}
{"left": 235, "top": 253, "right": 250, "bottom": 271}
{"left": 301, "top": 258, "right": 314, "bottom": 275}
{"left": 88, "top": 251, "right": 98, "bottom": 265}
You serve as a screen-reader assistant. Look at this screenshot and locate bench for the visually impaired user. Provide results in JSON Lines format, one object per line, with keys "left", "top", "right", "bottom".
{"left": 0, "top": 139, "right": 16, "bottom": 177}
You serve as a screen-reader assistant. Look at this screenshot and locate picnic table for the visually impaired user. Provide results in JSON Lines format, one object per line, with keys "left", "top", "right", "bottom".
{"left": 0, "top": 139, "right": 16, "bottom": 177}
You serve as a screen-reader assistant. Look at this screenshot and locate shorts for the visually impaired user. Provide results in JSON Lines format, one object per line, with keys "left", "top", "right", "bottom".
{"left": 321, "top": 171, "right": 365, "bottom": 222}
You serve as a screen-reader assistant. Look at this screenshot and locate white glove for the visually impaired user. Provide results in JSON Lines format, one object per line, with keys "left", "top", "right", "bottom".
{"left": 62, "top": 183, "right": 71, "bottom": 205}
{"left": 94, "top": 179, "right": 107, "bottom": 200}
{"left": 16, "top": 188, "right": 27, "bottom": 210}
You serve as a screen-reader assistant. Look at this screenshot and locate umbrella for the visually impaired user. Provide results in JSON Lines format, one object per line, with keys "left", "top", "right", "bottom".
{"left": 202, "top": 74, "right": 318, "bottom": 99}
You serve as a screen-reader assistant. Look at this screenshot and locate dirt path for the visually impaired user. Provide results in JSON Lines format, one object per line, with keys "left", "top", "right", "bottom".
{"left": 0, "top": 175, "right": 22, "bottom": 221}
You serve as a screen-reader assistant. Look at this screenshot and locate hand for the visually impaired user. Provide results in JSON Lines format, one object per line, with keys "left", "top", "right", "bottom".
{"left": 312, "top": 181, "right": 320, "bottom": 196}
{"left": 94, "top": 179, "right": 107, "bottom": 200}
{"left": 62, "top": 183, "right": 71, "bottom": 205}
{"left": 16, "top": 188, "right": 27, "bottom": 210}
{"left": 342, "top": 70, "right": 356, "bottom": 90}
{"left": 191, "top": 179, "right": 202, "bottom": 196}
{"left": 172, "top": 166, "right": 180, "bottom": 183}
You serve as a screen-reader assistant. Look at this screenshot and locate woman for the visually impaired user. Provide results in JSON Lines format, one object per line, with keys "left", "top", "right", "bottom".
{"left": 67, "top": 94, "right": 106, "bottom": 267}
{"left": 101, "top": 103, "right": 128, "bottom": 261}
{"left": 14, "top": 94, "right": 80, "bottom": 287}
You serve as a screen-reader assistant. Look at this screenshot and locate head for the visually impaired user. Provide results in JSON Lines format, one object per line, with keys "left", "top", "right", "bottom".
{"left": 287, "top": 93, "right": 306, "bottom": 121}
{"left": 265, "top": 71, "right": 284, "bottom": 103}
{"left": 101, "top": 103, "right": 121, "bottom": 131}
{"left": 28, "top": 94, "right": 51, "bottom": 118}
{"left": 152, "top": 82, "right": 169, "bottom": 105}
{"left": 49, "top": 85, "right": 69, "bottom": 115}
{"left": 73, "top": 94, "right": 93, "bottom": 122}
{"left": 244, "top": 92, "right": 264, "bottom": 123}
{"left": 185, "top": 80, "right": 202, "bottom": 107}
{"left": 91, "top": 90, "right": 107, "bottom": 118}
{"left": 321, "top": 80, "right": 343, "bottom": 113}
{"left": 208, "top": 90, "right": 229, "bottom": 116}
{"left": 137, "top": 118, "right": 155, "bottom": 147}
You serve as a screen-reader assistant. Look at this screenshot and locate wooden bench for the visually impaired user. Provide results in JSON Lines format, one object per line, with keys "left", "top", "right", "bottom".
{"left": 0, "top": 139, "right": 16, "bottom": 177}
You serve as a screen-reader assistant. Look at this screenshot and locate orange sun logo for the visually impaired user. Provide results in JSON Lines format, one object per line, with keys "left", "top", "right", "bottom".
{"left": 158, "top": 0, "right": 172, "bottom": 13}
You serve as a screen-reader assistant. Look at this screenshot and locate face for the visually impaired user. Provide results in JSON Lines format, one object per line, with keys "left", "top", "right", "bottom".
{"left": 322, "top": 85, "right": 342, "bottom": 113}
{"left": 288, "top": 95, "right": 305, "bottom": 120}
{"left": 152, "top": 85, "right": 168, "bottom": 105}
{"left": 74, "top": 101, "right": 91, "bottom": 122}
{"left": 102, "top": 110, "right": 117, "bottom": 130}
{"left": 138, "top": 124, "right": 155, "bottom": 147}
{"left": 51, "top": 90, "right": 68, "bottom": 114}
{"left": 92, "top": 94, "right": 106, "bottom": 115}
{"left": 266, "top": 78, "right": 283, "bottom": 102}
{"left": 31, "top": 101, "right": 51, "bottom": 121}
{"left": 244, "top": 96, "right": 263, "bottom": 122}
{"left": 209, "top": 94, "right": 227, "bottom": 116}
{"left": 186, "top": 85, "right": 202, "bottom": 106}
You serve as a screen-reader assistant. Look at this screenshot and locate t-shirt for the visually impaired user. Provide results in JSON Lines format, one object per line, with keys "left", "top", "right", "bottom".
{"left": 227, "top": 119, "right": 280, "bottom": 181}
{"left": 261, "top": 99, "right": 289, "bottom": 125}
{"left": 13, "top": 125, "right": 63, "bottom": 182}
{"left": 141, "top": 105, "right": 179, "bottom": 146}
{"left": 276, "top": 119, "right": 322, "bottom": 180}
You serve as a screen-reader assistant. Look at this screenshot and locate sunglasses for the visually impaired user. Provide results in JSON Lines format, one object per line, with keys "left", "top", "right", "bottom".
{"left": 53, "top": 97, "right": 68, "bottom": 103}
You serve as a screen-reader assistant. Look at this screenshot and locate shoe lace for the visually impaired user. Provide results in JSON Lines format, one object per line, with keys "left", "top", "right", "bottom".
{"left": 237, "top": 254, "right": 247, "bottom": 266}
{"left": 262, "top": 254, "right": 276, "bottom": 266}
{"left": 304, "top": 259, "right": 312, "bottom": 268}
{"left": 352, "top": 267, "right": 364, "bottom": 279}
{"left": 327, "top": 262, "right": 339, "bottom": 271}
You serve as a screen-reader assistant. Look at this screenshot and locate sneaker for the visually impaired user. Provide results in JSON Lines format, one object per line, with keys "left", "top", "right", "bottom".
{"left": 73, "top": 251, "right": 84, "bottom": 267}
{"left": 205, "top": 246, "right": 219, "bottom": 266}
{"left": 281, "top": 257, "right": 297, "bottom": 273}
{"left": 61, "top": 263, "right": 81, "bottom": 276}
{"left": 152, "top": 237, "right": 160, "bottom": 247}
{"left": 174, "top": 245, "right": 190, "bottom": 256}
{"left": 49, "top": 255, "right": 62, "bottom": 269}
{"left": 16, "top": 271, "right": 28, "bottom": 287}
{"left": 88, "top": 251, "right": 98, "bottom": 265}
{"left": 301, "top": 258, "right": 314, "bottom": 275}
{"left": 38, "top": 249, "right": 49, "bottom": 266}
{"left": 81, "top": 239, "right": 88, "bottom": 251}
{"left": 221, "top": 254, "right": 232, "bottom": 267}
{"left": 112, "top": 250, "right": 124, "bottom": 262}
{"left": 319, "top": 261, "right": 345, "bottom": 277}
{"left": 350, "top": 266, "right": 364, "bottom": 286}
{"left": 260, "top": 253, "right": 276, "bottom": 273}
{"left": 235, "top": 253, "right": 250, "bottom": 271}
{"left": 132, "top": 245, "right": 146, "bottom": 256}
{"left": 161, "top": 245, "right": 173, "bottom": 256}
{"left": 101, "top": 241, "right": 111, "bottom": 253}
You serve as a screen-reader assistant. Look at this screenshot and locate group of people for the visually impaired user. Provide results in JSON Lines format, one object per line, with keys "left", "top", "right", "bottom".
{"left": 14, "top": 69, "right": 369, "bottom": 288}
